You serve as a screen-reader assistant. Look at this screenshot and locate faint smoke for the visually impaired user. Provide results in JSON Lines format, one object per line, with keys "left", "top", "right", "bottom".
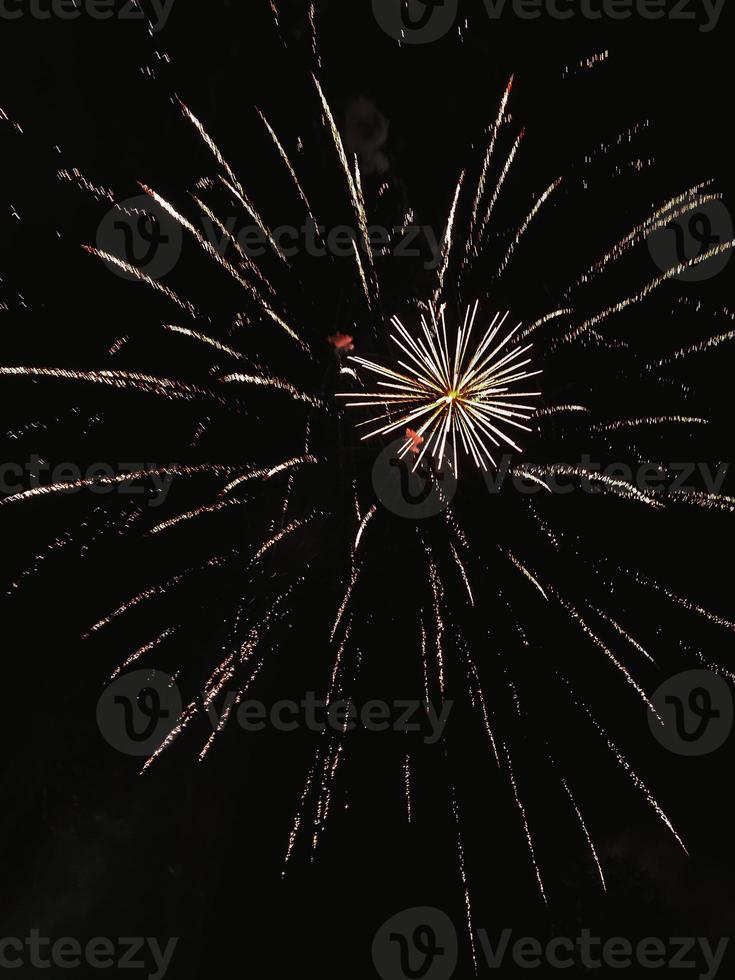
{"left": 344, "top": 97, "right": 390, "bottom": 177}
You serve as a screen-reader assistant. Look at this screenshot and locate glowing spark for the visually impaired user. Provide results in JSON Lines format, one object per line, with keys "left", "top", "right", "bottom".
{"left": 220, "top": 372, "right": 326, "bottom": 409}
{"left": 354, "top": 505, "right": 377, "bottom": 551}
{"left": 163, "top": 324, "right": 243, "bottom": 360}
{"left": 340, "top": 304, "right": 542, "bottom": 475}
{"left": 590, "top": 416, "right": 708, "bottom": 433}
{"left": 504, "top": 742, "right": 547, "bottom": 905}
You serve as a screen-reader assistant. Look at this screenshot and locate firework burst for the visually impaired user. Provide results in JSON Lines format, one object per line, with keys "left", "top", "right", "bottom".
{"left": 339, "top": 303, "right": 541, "bottom": 473}
{"left": 3, "top": 16, "right": 735, "bottom": 958}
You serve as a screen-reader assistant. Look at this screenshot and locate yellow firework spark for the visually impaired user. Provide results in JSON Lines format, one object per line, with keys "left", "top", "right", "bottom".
{"left": 339, "top": 302, "right": 542, "bottom": 473}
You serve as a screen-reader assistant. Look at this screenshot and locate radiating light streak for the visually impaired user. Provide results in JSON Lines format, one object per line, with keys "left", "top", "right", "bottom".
{"left": 340, "top": 305, "right": 541, "bottom": 475}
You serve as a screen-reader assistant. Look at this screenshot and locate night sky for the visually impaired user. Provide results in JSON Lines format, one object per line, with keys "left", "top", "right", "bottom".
{"left": 1, "top": 1, "right": 735, "bottom": 977}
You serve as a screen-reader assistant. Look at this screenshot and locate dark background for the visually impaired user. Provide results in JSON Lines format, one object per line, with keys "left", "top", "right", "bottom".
{"left": 1, "top": 1, "right": 735, "bottom": 977}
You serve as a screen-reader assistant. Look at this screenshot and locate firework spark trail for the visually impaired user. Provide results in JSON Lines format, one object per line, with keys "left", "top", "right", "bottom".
{"left": 328, "top": 620, "right": 353, "bottom": 701}
{"left": 141, "top": 699, "right": 199, "bottom": 774}
{"left": 465, "top": 76, "right": 514, "bottom": 257}
{"left": 503, "top": 741, "right": 548, "bottom": 905}
{"left": 219, "top": 372, "right": 326, "bottom": 409}
{"left": 111, "top": 627, "right": 179, "bottom": 679}
{"left": 555, "top": 238, "right": 735, "bottom": 347}
{"left": 504, "top": 549, "right": 548, "bottom": 601}
{"left": 677, "top": 640, "right": 735, "bottom": 684}
{"left": 404, "top": 754, "right": 412, "bottom": 823}
{"left": 308, "top": 3, "right": 322, "bottom": 69}
{"left": 178, "top": 99, "right": 245, "bottom": 198}
{"left": 563, "top": 184, "right": 718, "bottom": 295}
{"left": 256, "top": 107, "right": 321, "bottom": 234}
{"left": 148, "top": 498, "right": 245, "bottom": 536}
{"left": 515, "top": 463, "right": 664, "bottom": 509}
{"left": 667, "top": 488, "right": 735, "bottom": 513}
{"left": 0, "top": 464, "right": 239, "bottom": 507}
{"left": 529, "top": 507, "right": 735, "bottom": 639}
{"left": 190, "top": 194, "right": 276, "bottom": 295}
{"left": 450, "top": 543, "right": 474, "bottom": 606}
{"left": 312, "top": 743, "right": 345, "bottom": 854}
{"left": 532, "top": 404, "right": 589, "bottom": 418}
{"left": 558, "top": 675, "right": 688, "bottom": 853}
{"left": 550, "top": 585, "right": 661, "bottom": 720}
{"left": 560, "top": 777, "right": 606, "bottom": 891}
{"left": 0, "top": 366, "right": 215, "bottom": 403}
{"left": 433, "top": 172, "right": 465, "bottom": 306}
{"left": 428, "top": 551, "right": 446, "bottom": 700}
{"left": 81, "top": 246, "right": 200, "bottom": 318}
{"left": 218, "top": 175, "right": 290, "bottom": 266}
{"left": 517, "top": 308, "right": 572, "bottom": 342}
{"left": 140, "top": 184, "right": 300, "bottom": 341}
{"left": 461, "top": 643, "right": 500, "bottom": 765}
{"left": 312, "top": 75, "right": 375, "bottom": 281}
{"left": 351, "top": 237, "right": 372, "bottom": 309}
{"left": 354, "top": 504, "right": 377, "bottom": 551}
{"left": 221, "top": 455, "right": 318, "bottom": 495}
{"left": 420, "top": 618, "right": 431, "bottom": 705}
{"left": 475, "top": 128, "right": 525, "bottom": 248}
{"left": 331, "top": 565, "right": 359, "bottom": 642}
{"left": 285, "top": 752, "right": 320, "bottom": 869}
{"left": 57, "top": 167, "right": 116, "bottom": 203}
{"left": 588, "top": 605, "right": 656, "bottom": 665}
{"left": 82, "top": 549, "right": 239, "bottom": 638}
{"left": 163, "top": 324, "right": 244, "bottom": 360}
{"left": 353, "top": 154, "right": 380, "bottom": 299}
{"left": 495, "top": 177, "right": 563, "bottom": 279}
{"left": 590, "top": 415, "right": 709, "bottom": 433}
{"left": 447, "top": 775, "right": 479, "bottom": 974}
{"left": 250, "top": 514, "right": 317, "bottom": 567}
{"left": 647, "top": 329, "right": 735, "bottom": 369}
{"left": 622, "top": 566, "right": 735, "bottom": 632}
